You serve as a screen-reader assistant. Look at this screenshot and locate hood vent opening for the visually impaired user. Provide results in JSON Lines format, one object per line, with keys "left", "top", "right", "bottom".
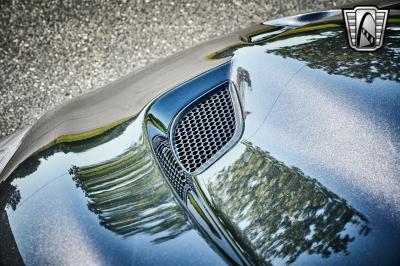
{"left": 171, "top": 81, "right": 243, "bottom": 175}
{"left": 150, "top": 81, "right": 243, "bottom": 202}
{"left": 153, "top": 137, "right": 194, "bottom": 202}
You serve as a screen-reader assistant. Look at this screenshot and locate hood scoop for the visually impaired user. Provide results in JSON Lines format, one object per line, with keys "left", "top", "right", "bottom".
{"left": 170, "top": 82, "right": 243, "bottom": 175}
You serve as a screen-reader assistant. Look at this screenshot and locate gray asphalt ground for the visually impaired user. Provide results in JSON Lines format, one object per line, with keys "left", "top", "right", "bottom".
{"left": 0, "top": 0, "right": 351, "bottom": 140}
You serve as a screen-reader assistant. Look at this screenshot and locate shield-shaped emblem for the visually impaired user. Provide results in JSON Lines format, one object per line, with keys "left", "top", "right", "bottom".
{"left": 343, "top": 6, "right": 389, "bottom": 52}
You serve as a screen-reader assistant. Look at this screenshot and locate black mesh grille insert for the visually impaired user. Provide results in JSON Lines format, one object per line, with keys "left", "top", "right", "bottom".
{"left": 153, "top": 137, "right": 194, "bottom": 201}
{"left": 172, "top": 84, "right": 239, "bottom": 174}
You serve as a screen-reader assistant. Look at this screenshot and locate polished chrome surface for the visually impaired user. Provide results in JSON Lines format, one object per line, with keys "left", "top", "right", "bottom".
{"left": 145, "top": 63, "right": 249, "bottom": 265}
{"left": 145, "top": 63, "right": 231, "bottom": 204}
{"left": 264, "top": 10, "right": 341, "bottom": 26}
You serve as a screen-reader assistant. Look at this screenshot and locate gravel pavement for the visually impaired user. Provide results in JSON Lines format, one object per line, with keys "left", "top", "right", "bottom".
{"left": 0, "top": 0, "right": 351, "bottom": 140}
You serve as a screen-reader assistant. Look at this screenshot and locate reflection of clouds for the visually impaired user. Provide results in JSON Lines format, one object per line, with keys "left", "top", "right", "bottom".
{"left": 71, "top": 137, "right": 191, "bottom": 242}
{"left": 207, "top": 141, "right": 370, "bottom": 264}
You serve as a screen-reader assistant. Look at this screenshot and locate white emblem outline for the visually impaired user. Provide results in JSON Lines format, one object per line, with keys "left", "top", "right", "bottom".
{"left": 343, "top": 6, "right": 389, "bottom": 52}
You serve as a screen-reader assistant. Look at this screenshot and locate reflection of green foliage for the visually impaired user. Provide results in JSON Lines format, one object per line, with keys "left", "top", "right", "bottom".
{"left": 275, "top": 23, "right": 340, "bottom": 38}
{"left": 0, "top": 180, "right": 20, "bottom": 212}
{"left": 5, "top": 115, "right": 190, "bottom": 244}
{"left": 241, "top": 25, "right": 286, "bottom": 43}
{"left": 40, "top": 116, "right": 135, "bottom": 152}
{"left": 41, "top": 119, "right": 132, "bottom": 158}
{"left": 72, "top": 137, "right": 190, "bottom": 242}
{"left": 207, "top": 43, "right": 251, "bottom": 60}
{"left": 10, "top": 156, "right": 41, "bottom": 180}
{"left": 207, "top": 141, "right": 370, "bottom": 264}
{"left": 7, "top": 187, "right": 20, "bottom": 211}
{"left": 268, "top": 27, "right": 400, "bottom": 83}
{"left": 9, "top": 119, "right": 132, "bottom": 181}
{"left": 146, "top": 114, "right": 167, "bottom": 132}
{"left": 7, "top": 118, "right": 133, "bottom": 216}
{"left": 0, "top": 180, "right": 24, "bottom": 265}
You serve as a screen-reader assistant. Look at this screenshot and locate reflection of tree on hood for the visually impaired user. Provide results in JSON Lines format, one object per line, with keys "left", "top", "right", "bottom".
{"left": 4, "top": 119, "right": 133, "bottom": 222}
{"left": 208, "top": 141, "right": 370, "bottom": 264}
{"left": 71, "top": 137, "right": 191, "bottom": 243}
{"left": 4, "top": 117, "right": 191, "bottom": 244}
{"left": 268, "top": 27, "right": 399, "bottom": 83}
{"left": 0, "top": 179, "right": 24, "bottom": 265}
{"left": 10, "top": 120, "right": 132, "bottom": 181}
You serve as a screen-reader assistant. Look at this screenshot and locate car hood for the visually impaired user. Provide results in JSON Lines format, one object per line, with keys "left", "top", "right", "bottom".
{"left": 1, "top": 3, "right": 400, "bottom": 265}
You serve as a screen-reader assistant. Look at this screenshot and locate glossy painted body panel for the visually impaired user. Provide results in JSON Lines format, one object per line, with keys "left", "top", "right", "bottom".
{"left": 1, "top": 4, "right": 400, "bottom": 265}
{"left": 196, "top": 16, "right": 400, "bottom": 265}
{"left": 0, "top": 113, "right": 227, "bottom": 265}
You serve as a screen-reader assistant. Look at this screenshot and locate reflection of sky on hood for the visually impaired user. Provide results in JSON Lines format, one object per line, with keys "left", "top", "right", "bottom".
{"left": 250, "top": 70, "right": 400, "bottom": 218}
{"left": 217, "top": 24, "right": 400, "bottom": 225}
{"left": 230, "top": 45, "right": 307, "bottom": 140}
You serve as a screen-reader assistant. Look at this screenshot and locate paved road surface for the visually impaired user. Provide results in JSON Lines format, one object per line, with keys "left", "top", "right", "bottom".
{"left": 0, "top": 0, "right": 350, "bottom": 139}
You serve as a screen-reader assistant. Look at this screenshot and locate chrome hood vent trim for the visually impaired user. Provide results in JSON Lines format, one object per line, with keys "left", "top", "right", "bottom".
{"left": 144, "top": 63, "right": 250, "bottom": 265}
{"left": 145, "top": 63, "right": 234, "bottom": 202}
